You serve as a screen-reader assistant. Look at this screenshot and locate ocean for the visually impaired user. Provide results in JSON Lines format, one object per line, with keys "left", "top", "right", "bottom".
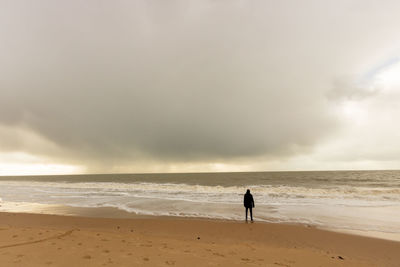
{"left": 0, "top": 171, "right": 399, "bottom": 240}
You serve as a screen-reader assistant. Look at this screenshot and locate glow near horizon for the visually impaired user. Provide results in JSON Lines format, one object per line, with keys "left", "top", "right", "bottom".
{"left": 0, "top": 152, "right": 84, "bottom": 176}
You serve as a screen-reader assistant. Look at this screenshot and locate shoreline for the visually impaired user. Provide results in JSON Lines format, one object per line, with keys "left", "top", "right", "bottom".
{"left": 1, "top": 211, "right": 400, "bottom": 266}
{"left": 2, "top": 203, "right": 400, "bottom": 242}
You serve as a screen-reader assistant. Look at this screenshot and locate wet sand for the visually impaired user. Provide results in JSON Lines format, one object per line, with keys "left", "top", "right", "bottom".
{"left": 0, "top": 212, "right": 399, "bottom": 266}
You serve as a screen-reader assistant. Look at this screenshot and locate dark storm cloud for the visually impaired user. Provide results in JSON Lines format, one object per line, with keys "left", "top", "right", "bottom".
{"left": 1, "top": 0, "right": 399, "bottom": 169}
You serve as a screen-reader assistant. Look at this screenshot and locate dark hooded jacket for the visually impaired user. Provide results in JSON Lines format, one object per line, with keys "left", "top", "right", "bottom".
{"left": 243, "top": 192, "right": 255, "bottom": 208}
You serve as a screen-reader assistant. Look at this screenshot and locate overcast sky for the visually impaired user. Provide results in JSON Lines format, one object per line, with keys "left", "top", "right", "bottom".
{"left": 1, "top": 0, "right": 400, "bottom": 175}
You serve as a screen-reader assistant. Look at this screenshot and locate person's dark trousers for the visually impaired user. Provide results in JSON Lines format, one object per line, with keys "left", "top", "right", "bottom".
{"left": 245, "top": 207, "right": 253, "bottom": 221}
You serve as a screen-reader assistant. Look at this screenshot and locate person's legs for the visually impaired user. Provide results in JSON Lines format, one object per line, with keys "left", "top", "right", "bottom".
{"left": 245, "top": 207, "right": 248, "bottom": 221}
{"left": 249, "top": 207, "right": 253, "bottom": 221}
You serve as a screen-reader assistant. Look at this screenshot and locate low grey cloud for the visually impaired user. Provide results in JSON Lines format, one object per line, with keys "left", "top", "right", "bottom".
{"left": 1, "top": 0, "right": 400, "bottom": 171}
{"left": 327, "top": 76, "right": 381, "bottom": 102}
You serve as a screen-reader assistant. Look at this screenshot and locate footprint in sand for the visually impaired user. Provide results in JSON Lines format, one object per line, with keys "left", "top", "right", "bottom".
{"left": 45, "top": 261, "right": 53, "bottom": 265}
{"left": 165, "top": 260, "right": 175, "bottom": 265}
{"left": 274, "top": 262, "right": 290, "bottom": 267}
{"left": 103, "top": 249, "right": 110, "bottom": 253}
{"left": 83, "top": 255, "right": 91, "bottom": 260}
{"left": 16, "top": 254, "right": 24, "bottom": 258}
{"left": 12, "top": 235, "right": 18, "bottom": 238}
{"left": 143, "top": 257, "right": 150, "bottom": 261}
{"left": 213, "top": 252, "right": 225, "bottom": 257}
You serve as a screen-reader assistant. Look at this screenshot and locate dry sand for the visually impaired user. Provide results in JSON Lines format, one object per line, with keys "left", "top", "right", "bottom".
{"left": 0, "top": 212, "right": 399, "bottom": 266}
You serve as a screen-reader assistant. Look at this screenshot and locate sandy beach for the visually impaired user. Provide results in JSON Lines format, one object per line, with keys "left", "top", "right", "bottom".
{"left": 2, "top": 1, "right": 400, "bottom": 266}
{"left": 0, "top": 212, "right": 399, "bottom": 266}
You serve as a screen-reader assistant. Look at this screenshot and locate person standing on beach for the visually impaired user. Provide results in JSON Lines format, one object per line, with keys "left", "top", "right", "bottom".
{"left": 244, "top": 189, "right": 255, "bottom": 222}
